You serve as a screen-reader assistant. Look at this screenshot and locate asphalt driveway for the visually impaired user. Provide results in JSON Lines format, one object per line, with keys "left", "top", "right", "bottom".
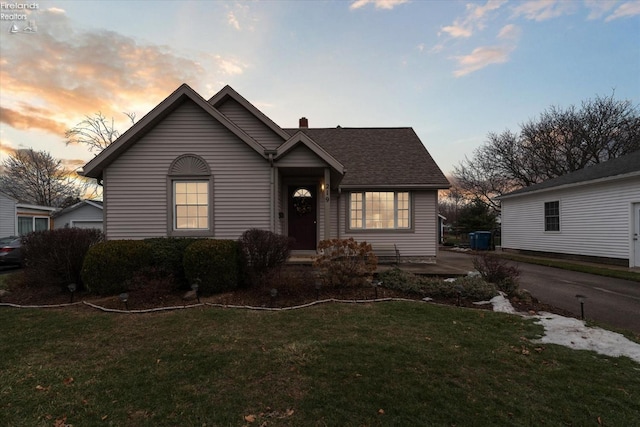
{"left": 438, "top": 250, "right": 640, "bottom": 334}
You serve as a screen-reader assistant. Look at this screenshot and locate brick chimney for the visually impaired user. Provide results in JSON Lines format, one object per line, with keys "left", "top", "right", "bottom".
{"left": 299, "top": 117, "right": 308, "bottom": 128}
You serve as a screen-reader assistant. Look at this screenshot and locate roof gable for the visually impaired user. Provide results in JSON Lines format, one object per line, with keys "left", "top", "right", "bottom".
{"left": 500, "top": 150, "right": 640, "bottom": 199}
{"left": 52, "top": 200, "right": 103, "bottom": 218}
{"left": 82, "top": 84, "right": 266, "bottom": 179}
{"left": 276, "top": 131, "right": 345, "bottom": 173}
{"left": 209, "top": 85, "right": 290, "bottom": 141}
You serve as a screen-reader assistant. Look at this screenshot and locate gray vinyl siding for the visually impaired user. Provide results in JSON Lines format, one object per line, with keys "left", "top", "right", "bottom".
{"left": 276, "top": 146, "right": 329, "bottom": 168}
{"left": 501, "top": 176, "right": 640, "bottom": 260}
{"left": 334, "top": 190, "right": 438, "bottom": 257}
{"left": 53, "top": 204, "right": 103, "bottom": 229}
{"left": 217, "top": 98, "right": 284, "bottom": 150}
{"left": 104, "top": 99, "right": 271, "bottom": 240}
{"left": 0, "top": 193, "right": 16, "bottom": 236}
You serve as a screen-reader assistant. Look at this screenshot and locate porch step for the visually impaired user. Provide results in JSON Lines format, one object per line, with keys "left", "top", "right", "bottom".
{"left": 287, "top": 255, "right": 318, "bottom": 265}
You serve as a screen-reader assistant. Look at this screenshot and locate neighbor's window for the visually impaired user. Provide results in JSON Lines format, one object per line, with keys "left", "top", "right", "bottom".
{"left": 17, "top": 216, "right": 49, "bottom": 235}
{"left": 174, "top": 181, "right": 209, "bottom": 229}
{"left": 544, "top": 201, "right": 560, "bottom": 231}
{"left": 350, "top": 191, "right": 410, "bottom": 230}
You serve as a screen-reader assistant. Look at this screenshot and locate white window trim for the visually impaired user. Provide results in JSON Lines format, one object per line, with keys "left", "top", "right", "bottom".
{"left": 17, "top": 215, "right": 50, "bottom": 235}
{"left": 544, "top": 200, "right": 561, "bottom": 233}
{"left": 348, "top": 191, "right": 412, "bottom": 231}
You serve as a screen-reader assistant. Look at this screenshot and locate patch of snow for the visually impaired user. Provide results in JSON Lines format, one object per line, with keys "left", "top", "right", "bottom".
{"left": 490, "top": 292, "right": 516, "bottom": 313}
{"left": 532, "top": 313, "right": 640, "bottom": 364}
{"left": 467, "top": 271, "right": 481, "bottom": 277}
{"left": 472, "top": 300, "right": 491, "bottom": 306}
{"left": 444, "top": 278, "right": 457, "bottom": 283}
{"left": 422, "top": 297, "right": 433, "bottom": 302}
{"left": 488, "top": 294, "right": 640, "bottom": 364}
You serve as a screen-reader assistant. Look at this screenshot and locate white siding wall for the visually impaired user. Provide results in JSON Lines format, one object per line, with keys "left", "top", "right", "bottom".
{"left": 53, "top": 204, "right": 103, "bottom": 229}
{"left": 0, "top": 193, "right": 16, "bottom": 236}
{"left": 217, "top": 98, "right": 284, "bottom": 151}
{"left": 104, "top": 100, "right": 271, "bottom": 240}
{"left": 332, "top": 190, "right": 438, "bottom": 257}
{"left": 501, "top": 176, "right": 640, "bottom": 260}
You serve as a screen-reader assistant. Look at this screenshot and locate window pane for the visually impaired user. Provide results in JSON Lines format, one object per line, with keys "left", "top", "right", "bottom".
{"left": 174, "top": 180, "right": 209, "bottom": 230}
{"left": 350, "top": 192, "right": 363, "bottom": 228}
{"left": 18, "top": 217, "right": 33, "bottom": 235}
{"left": 35, "top": 218, "right": 48, "bottom": 231}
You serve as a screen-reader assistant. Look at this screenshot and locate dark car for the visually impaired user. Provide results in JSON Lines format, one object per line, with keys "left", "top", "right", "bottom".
{"left": 0, "top": 236, "right": 22, "bottom": 267}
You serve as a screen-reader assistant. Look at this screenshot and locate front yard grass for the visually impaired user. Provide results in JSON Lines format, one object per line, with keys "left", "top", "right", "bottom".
{"left": 1, "top": 302, "right": 639, "bottom": 426}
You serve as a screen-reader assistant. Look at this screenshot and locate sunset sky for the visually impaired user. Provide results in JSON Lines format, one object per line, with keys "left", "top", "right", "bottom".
{"left": 0, "top": 0, "right": 639, "bottom": 180}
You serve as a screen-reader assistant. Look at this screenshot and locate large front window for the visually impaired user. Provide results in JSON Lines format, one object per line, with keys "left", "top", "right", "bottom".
{"left": 18, "top": 216, "right": 49, "bottom": 235}
{"left": 350, "top": 191, "right": 410, "bottom": 230}
{"left": 174, "top": 181, "right": 209, "bottom": 229}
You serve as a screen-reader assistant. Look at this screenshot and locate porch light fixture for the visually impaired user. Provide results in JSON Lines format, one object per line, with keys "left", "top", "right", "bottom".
{"left": 68, "top": 283, "right": 77, "bottom": 303}
{"left": 575, "top": 294, "right": 587, "bottom": 320}
{"left": 119, "top": 292, "right": 129, "bottom": 310}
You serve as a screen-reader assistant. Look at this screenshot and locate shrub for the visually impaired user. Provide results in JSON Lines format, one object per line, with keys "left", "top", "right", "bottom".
{"left": 183, "top": 239, "right": 240, "bottom": 295}
{"left": 144, "top": 237, "right": 202, "bottom": 289}
{"left": 314, "top": 238, "right": 377, "bottom": 288}
{"left": 379, "top": 268, "right": 498, "bottom": 301}
{"left": 21, "top": 228, "right": 104, "bottom": 289}
{"left": 81, "top": 240, "right": 152, "bottom": 295}
{"left": 472, "top": 253, "right": 520, "bottom": 296}
{"left": 239, "top": 229, "right": 292, "bottom": 287}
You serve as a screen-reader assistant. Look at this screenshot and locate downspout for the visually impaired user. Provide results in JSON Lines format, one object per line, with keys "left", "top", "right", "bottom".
{"left": 337, "top": 187, "right": 341, "bottom": 239}
{"left": 268, "top": 153, "right": 274, "bottom": 233}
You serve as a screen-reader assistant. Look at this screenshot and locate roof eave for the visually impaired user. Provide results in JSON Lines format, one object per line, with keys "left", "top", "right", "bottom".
{"left": 498, "top": 170, "right": 640, "bottom": 200}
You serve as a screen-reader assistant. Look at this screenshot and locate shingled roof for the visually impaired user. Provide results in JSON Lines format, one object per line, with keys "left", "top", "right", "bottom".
{"left": 284, "top": 127, "right": 450, "bottom": 189}
{"left": 500, "top": 150, "right": 640, "bottom": 199}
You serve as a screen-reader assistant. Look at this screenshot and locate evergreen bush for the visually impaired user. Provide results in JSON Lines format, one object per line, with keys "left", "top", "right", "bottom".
{"left": 81, "top": 240, "right": 152, "bottom": 295}
{"left": 183, "top": 239, "right": 240, "bottom": 295}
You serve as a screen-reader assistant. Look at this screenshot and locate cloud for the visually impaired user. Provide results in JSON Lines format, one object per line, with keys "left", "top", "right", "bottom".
{"left": 511, "top": 0, "right": 575, "bottom": 21}
{"left": 452, "top": 45, "right": 512, "bottom": 77}
{"left": 584, "top": 0, "right": 617, "bottom": 20}
{"left": 440, "top": 0, "right": 507, "bottom": 38}
{"left": 350, "top": 0, "right": 409, "bottom": 10}
{"left": 0, "top": 106, "right": 67, "bottom": 135}
{"left": 0, "top": 9, "right": 245, "bottom": 138}
{"left": 605, "top": 1, "right": 640, "bottom": 22}
{"left": 497, "top": 24, "right": 521, "bottom": 40}
{"left": 227, "top": 11, "right": 241, "bottom": 30}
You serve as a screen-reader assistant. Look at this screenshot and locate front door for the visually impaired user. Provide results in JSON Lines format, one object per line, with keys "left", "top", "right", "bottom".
{"left": 634, "top": 203, "right": 640, "bottom": 267}
{"left": 288, "top": 185, "right": 317, "bottom": 250}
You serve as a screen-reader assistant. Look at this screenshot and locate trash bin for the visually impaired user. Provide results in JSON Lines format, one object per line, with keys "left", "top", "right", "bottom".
{"left": 468, "top": 232, "right": 476, "bottom": 250}
{"left": 475, "top": 231, "right": 492, "bottom": 250}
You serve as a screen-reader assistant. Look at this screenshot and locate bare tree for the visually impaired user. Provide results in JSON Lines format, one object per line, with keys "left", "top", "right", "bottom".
{"left": 65, "top": 112, "right": 135, "bottom": 154}
{"left": 0, "top": 149, "right": 83, "bottom": 207}
{"left": 454, "top": 94, "right": 640, "bottom": 211}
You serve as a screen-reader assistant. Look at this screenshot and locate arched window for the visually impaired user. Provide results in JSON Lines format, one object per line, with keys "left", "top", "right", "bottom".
{"left": 168, "top": 154, "right": 212, "bottom": 235}
{"left": 292, "top": 187, "right": 313, "bottom": 216}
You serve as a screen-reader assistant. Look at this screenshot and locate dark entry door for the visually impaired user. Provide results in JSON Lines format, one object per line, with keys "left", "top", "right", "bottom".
{"left": 288, "top": 185, "right": 317, "bottom": 250}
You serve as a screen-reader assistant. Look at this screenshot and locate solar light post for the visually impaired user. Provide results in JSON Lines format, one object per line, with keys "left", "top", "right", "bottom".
{"left": 372, "top": 279, "right": 382, "bottom": 299}
{"left": 575, "top": 294, "right": 587, "bottom": 320}
{"left": 314, "top": 280, "right": 322, "bottom": 300}
{"left": 270, "top": 288, "right": 278, "bottom": 307}
{"left": 455, "top": 285, "right": 464, "bottom": 307}
{"left": 67, "top": 283, "right": 76, "bottom": 303}
{"left": 191, "top": 281, "right": 200, "bottom": 303}
{"left": 119, "top": 292, "right": 129, "bottom": 311}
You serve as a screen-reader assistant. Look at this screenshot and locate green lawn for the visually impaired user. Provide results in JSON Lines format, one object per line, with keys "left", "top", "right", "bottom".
{"left": 1, "top": 302, "right": 639, "bottom": 426}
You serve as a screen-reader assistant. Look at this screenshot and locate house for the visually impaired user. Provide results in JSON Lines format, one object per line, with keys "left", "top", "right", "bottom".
{"left": 0, "top": 191, "right": 57, "bottom": 236}
{"left": 81, "top": 84, "right": 450, "bottom": 260}
{"left": 52, "top": 200, "right": 104, "bottom": 231}
{"left": 499, "top": 150, "right": 640, "bottom": 267}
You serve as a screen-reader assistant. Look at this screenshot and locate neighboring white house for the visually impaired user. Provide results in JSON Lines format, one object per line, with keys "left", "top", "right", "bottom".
{"left": 81, "top": 84, "right": 450, "bottom": 260}
{"left": 0, "top": 192, "right": 57, "bottom": 236}
{"left": 52, "top": 200, "right": 103, "bottom": 231}
{"left": 499, "top": 150, "right": 640, "bottom": 268}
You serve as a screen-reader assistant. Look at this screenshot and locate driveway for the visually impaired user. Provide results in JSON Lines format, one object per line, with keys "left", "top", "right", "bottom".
{"left": 438, "top": 250, "right": 640, "bottom": 334}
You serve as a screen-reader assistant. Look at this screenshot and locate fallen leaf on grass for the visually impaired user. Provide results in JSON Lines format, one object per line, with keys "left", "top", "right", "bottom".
{"left": 378, "top": 409, "right": 385, "bottom": 415}
{"left": 63, "top": 377, "right": 74, "bottom": 385}
{"left": 244, "top": 414, "right": 256, "bottom": 423}
{"left": 35, "top": 384, "right": 49, "bottom": 391}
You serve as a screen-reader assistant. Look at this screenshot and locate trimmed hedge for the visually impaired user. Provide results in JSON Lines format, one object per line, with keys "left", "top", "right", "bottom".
{"left": 81, "top": 240, "right": 152, "bottom": 295}
{"left": 144, "top": 237, "right": 202, "bottom": 289}
{"left": 183, "top": 239, "right": 240, "bottom": 295}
